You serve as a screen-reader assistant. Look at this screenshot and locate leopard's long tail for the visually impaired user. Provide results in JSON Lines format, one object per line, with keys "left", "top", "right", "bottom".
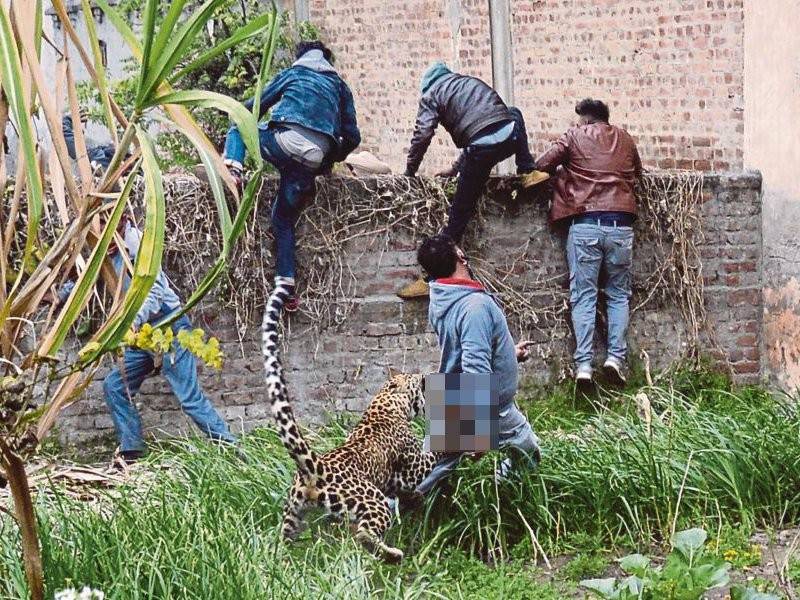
{"left": 262, "top": 280, "right": 321, "bottom": 482}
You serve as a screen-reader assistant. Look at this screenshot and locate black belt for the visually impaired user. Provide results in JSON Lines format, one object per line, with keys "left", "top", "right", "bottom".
{"left": 571, "top": 214, "right": 634, "bottom": 227}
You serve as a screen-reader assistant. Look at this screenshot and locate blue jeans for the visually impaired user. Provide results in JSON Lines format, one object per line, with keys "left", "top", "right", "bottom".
{"left": 102, "top": 312, "right": 236, "bottom": 452}
{"left": 566, "top": 223, "right": 634, "bottom": 367}
{"left": 225, "top": 125, "right": 317, "bottom": 279}
{"left": 443, "top": 106, "right": 536, "bottom": 243}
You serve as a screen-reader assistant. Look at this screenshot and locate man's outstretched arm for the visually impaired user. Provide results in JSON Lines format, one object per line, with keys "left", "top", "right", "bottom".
{"left": 535, "top": 130, "right": 571, "bottom": 174}
{"left": 405, "top": 96, "right": 440, "bottom": 176}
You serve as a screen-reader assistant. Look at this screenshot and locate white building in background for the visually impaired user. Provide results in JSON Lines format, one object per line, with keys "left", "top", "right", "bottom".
{"left": 5, "top": 1, "right": 134, "bottom": 174}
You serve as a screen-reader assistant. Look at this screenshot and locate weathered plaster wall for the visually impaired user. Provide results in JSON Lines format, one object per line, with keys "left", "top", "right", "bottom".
{"left": 55, "top": 172, "right": 763, "bottom": 451}
{"left": 744, "top": 0, "right": 800, "bottom": 390}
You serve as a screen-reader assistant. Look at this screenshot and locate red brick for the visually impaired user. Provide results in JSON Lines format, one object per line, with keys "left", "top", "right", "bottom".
{"left": 723, "top": 261, "right": 756, "bottom": 273}
{"left": 732, "top": 361, "right": 760, "bottom": 374}
{"left": 727, "top": 289, "right": 760, "bottom": 306}
{"left": 303, "top": 0, "right": 745, "bottom": 174}
{"left": 737, "top": 335, "right": 757, "bottom": 347}
{"left": 743, "top": 347, "right": 760, "bottom": 361}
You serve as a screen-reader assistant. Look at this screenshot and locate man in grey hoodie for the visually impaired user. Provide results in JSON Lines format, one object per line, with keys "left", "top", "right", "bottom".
{"left": 414, "top": 235, "right": 541, "bottom": 494}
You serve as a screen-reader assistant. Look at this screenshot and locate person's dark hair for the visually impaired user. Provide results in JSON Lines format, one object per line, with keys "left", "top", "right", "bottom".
{"left": 295, "top": 40, "right": 333, "bottom": 63}
{"left": 575, "top": 98, "right": 610, "bottom": 123}
{"left": 417, "top": 235, "right": 459, "bottom": 279}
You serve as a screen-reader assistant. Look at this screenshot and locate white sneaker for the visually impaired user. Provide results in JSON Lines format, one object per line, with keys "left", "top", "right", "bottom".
{"left": 576, "top": 364, "right": 593, "bottom": 382}
{"left": 575, "top": 363, "right": 594, "bottom": 394}
{"left": 603, "top": 357, "right": 627, "bottom": 386}
{"left": 494, "top": 457, "right": 513, "bottom": 484}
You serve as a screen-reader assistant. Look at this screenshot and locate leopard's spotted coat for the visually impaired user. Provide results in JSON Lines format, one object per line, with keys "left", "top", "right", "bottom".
{"left": 262, "top": 281, "right": 436, "bottom": 561}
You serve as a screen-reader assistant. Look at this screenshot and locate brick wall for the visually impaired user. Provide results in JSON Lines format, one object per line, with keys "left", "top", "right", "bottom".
{"left": 55, "top": 171, "right": 762, "bottom": 451}
{"left": 300, "top": 0, "right": 743, "bottom": 174}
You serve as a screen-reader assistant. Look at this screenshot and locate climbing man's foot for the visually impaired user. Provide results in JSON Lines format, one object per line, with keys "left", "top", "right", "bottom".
{"left": 519, "top": 170, "right": 550, "bottom": 189}
{"left": 285, "top": 295, "right": 300, "bottom": 313}
{"left": 397, "top": 277, "right": 429, "bottom": 299}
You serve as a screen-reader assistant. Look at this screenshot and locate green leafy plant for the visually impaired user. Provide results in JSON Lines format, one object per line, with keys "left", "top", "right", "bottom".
{"left": 560, "top": 552, "right": 610, "bottom": 581}
{"left": 80, "top": 1, "right": 320, "bottom": 168}
{"left": 580, "top": 528, "right": 780, "bottom": 600}
{"left": 729, "top": 585, "right": 781, "bottom": 600}
{"left": 0, "top": 1, "right": 278, "bottom": 597}
{"left": 706, "top": 525, "right": 762, "bottom": 570}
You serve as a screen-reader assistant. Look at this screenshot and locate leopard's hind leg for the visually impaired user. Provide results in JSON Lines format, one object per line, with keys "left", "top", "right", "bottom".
{"left": 321, "top": 479, "right": 404, "bottom": 563}
{"left": 281, "top": 476, "right": 311, "bottom": 540}
{"left": 354, "top": 496, "right": 403, "bottom": 563}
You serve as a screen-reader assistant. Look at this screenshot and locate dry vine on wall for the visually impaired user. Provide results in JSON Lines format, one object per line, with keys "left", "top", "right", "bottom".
{"left": 158, "top": 170, "right": 709, "bottom": 372}
{"left": 12, "top": 170, "right": 710, "bottom": 373}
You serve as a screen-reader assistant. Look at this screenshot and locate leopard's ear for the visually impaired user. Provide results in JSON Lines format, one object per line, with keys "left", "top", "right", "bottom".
{"left": 387, "top": 367, "right": 400, "bottom": 379}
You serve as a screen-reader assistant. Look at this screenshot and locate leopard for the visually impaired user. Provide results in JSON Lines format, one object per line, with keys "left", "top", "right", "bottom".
{"left": 262, "top": 279, "right": 437, "bottom": 562}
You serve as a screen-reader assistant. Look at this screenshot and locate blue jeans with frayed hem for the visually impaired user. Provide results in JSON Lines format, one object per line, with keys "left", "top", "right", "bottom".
{"left": 102, "top": 311, "right": 236, "bottom": 452}
{"left": 567, "top": 223, "right": 634, "bottom": 367}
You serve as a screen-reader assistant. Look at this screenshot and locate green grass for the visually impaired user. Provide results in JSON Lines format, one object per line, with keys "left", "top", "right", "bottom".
{"left": 1, "top": 370, "right": 798, "bottom": 599}
{"left": 559, "top": 552, "right": 610, "bottom": 582}
{"left": 789, "top": 558, "right": 800, "bottom": 586}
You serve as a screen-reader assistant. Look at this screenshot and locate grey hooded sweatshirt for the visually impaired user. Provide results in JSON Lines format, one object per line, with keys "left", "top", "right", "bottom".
{"left": 428, "top": 279, "right": 519, "bottom": 407}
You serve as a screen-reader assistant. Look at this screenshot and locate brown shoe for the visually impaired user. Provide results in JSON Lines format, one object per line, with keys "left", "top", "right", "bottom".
{"left": 519, "top": 170, "right": 550, "bottom": 188}
{"left": 397, "top": 277, "right": 429, "bottom": 299}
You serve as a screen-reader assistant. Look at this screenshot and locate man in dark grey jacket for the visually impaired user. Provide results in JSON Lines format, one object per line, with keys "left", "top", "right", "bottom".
{"left": 404, "top": 63, "right": 547, "bottom": 244}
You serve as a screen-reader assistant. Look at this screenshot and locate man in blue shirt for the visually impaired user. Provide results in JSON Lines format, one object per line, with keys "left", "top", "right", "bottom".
{"left": 223, "top": 40, "right": 361, "bottom": 312}
{"left": 60, "top": 116, "right": 235, "bottom": 464}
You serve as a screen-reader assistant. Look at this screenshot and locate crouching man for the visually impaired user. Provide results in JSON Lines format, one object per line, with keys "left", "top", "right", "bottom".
{"left": 414, "top": 235, "right": 541, "bottom": 494}
{"left": 535, "top": 99, "right": 643, "bottom": 389}
{"left": 59, "top": 112, "right": 235, "bottom": 465}
{"left": 58, "top": 216, "right": 237, "bottom": 465}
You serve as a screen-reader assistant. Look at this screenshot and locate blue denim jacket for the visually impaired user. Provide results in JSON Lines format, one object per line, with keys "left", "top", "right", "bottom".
{"left": 224, "top": 51, "right": 360, "bottom": 166}
{"left": 62, "top": 115, "right": 116, "bottom": 169}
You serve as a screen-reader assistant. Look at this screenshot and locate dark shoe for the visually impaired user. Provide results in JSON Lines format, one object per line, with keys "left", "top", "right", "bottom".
{"left": 603, "top": 357, "right": 627, "bottom": 386}
{"left": 398, "top": 490, "right": 426, "bottom": 512}
{"left": 111, "top": 449, "right": 144, "bottom": 472}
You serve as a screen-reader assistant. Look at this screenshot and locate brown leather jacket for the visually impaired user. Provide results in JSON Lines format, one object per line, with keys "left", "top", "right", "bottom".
{"left": 536, "top": 122, "right": 642, "bottom": 223}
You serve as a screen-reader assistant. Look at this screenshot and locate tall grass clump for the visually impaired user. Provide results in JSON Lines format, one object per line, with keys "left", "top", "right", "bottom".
{"left": 0, "top": 380, "right": 798, "bottom": 598}
{"left": 413, "top": 385, "right": 800, "bottom": 559}
{"left": 0, "top": 430, "right": 454, "bottom": 599}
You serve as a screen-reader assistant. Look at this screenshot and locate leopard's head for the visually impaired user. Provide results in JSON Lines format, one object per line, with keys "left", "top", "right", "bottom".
{"left": 385, "top": 369, "right": 426, "bottom": 420}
